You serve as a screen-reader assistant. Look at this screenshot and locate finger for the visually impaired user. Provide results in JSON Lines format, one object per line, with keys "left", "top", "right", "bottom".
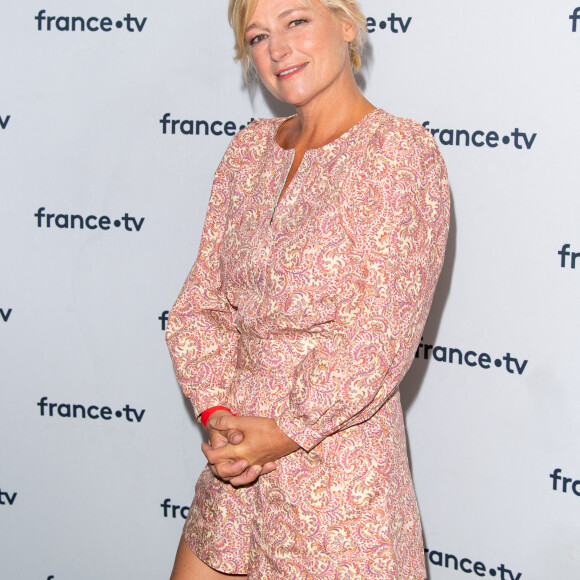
{"left": 201, "top": 441, "right": 215, "bottom": 461}
{"left": 207, "top": 456, "right": 250, "bottom": 482}
{"left": 230, "top": 465, "right": 262, "bottom": 487}
{"left": 208, "top": 464, "right": 234, "bottom": 482}
{"left": 261, "top": 461, "right": 277, "bottom": 475}
{"left": 215, "top": 459, "right": 249, "bottom": 480}
{"left": 202, "top": 441, "right": 229, "bottom": 462}
{"left": 227, "top": 429, "right": 244, "bottom": 445}
{"left": 202, "top": 442, "right": 243, "bottom": 465}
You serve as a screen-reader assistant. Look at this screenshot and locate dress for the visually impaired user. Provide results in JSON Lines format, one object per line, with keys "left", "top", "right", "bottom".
{"left": 166, "top": 108, "right": 450, "bottom": 579}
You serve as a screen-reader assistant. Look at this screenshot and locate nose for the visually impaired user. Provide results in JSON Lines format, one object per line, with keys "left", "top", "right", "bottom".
{"left": 268, "top": 33, "right": 290, "bottom": 62}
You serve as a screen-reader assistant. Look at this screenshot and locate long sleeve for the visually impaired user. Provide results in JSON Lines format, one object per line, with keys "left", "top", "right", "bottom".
{"left": 276, "top": 122, "right": 450, "bottom": 451}
{"left": 166, "top": 139, "right": 240, "bottom": 418}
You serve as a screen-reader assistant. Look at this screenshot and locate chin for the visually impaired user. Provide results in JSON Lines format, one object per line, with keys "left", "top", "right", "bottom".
{"left": 272, "top": 89, "right": 313, "bottom": 108}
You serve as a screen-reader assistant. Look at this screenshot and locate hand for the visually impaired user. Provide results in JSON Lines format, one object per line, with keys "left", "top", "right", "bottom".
{"left": 202, "top": 414, "right": 300, "bottom": 487}
{"left": 204, "top": 410, "right": 248, "bottom": 480}
{"left": 206, "top": 410, "right": 244, "bottom": 448}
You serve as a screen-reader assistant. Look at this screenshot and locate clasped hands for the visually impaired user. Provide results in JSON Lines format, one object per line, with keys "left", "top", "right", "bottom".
{"left": 202, "top": 411, "right": 300, "bottom": 487}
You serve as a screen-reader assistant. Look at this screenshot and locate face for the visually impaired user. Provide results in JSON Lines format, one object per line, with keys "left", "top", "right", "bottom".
{"left": 245, "top": 0, "right": 356, "bottom": 108}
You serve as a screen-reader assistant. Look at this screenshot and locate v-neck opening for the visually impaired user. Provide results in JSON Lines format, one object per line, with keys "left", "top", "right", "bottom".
{"left": 267, "top": 108, "right": 385, "bottom": 226}
{"left": 270, "top": 149, "right": 296, "bottom": 225}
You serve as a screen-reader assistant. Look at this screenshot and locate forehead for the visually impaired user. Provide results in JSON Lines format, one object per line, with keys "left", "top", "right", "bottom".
{"left": 247, "top": 0, "right": 316, "bottom": 26}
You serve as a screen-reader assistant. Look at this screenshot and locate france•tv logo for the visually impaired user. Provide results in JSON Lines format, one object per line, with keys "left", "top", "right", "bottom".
{"left": 0, "top": 487, "right": 17, "bottom": 506}
{"left": 558, "top": 243, "right": 579, "bottom": 269}
{"left": 571, "top": 8, "right": 580, "bottom": 32}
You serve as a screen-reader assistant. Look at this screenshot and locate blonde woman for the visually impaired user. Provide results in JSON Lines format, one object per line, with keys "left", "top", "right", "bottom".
{"left": 166, "top": 1, "right": 449, "bottom": 578}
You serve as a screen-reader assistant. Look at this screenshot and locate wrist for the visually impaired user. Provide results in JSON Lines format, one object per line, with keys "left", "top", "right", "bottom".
{"left": 273, "top": 418, "right": 301, "bottom": 455}
{"left": 200, "top": 406, "right": 236, "bottom": 428}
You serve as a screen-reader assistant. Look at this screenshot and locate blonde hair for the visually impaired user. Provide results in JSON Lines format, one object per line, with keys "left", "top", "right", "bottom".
{"left": 227, "top": 0, "right": 367, "bottom": 79}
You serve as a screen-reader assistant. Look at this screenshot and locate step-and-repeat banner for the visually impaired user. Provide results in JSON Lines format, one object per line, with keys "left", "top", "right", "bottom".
{"left": 1, "top": 1, "right": 579, "bottom": 578}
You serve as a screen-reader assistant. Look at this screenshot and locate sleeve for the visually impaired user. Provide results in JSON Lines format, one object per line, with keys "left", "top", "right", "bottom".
{"left": 276, "top": 122, "right": 450, "bottom": 450}
{"left": 165, "top": 137, "right": 241, "bottom": 419}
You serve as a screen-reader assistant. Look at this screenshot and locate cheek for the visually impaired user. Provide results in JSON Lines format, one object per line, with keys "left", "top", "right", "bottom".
{"left": 251, "top": 49, "right": 270, "bottom": 76}
{"left": 294, "top": 27, "right": 321, "bottom": 53}
{"left": 302, "top": 28, "right": 344, "bottom": 63}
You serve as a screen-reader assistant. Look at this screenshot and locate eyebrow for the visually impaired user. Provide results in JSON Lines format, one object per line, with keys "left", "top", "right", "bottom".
{"left": 245, "top": 7, "right": 307, "bottom": 34}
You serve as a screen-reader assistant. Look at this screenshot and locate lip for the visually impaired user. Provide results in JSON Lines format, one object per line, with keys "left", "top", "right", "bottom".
{"left": 275, "top": 63, "right": 308, "bottom": 80}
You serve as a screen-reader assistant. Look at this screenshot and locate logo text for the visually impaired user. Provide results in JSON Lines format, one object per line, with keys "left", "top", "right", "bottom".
{"left": 161, "top": 498, "right": 189, "bottom": 519}
{"left": 0, "top": 488, "right": 17, "bottom": 506}
{"left": 558, "top": 243, "right": 579, "bottom": 269}
{"left": 416, "top": 340, "right": 528, "bottom": 375}
{"left": 571, "top": 8, "right": 580, "bottom": 32}
{"left": 35, "top": 208, "right": 144, "bottom": 232}
{"left": 550, "top": 468, "right": 580, "bottom": 496}
{"left": 425, "top": 548, "right": 522, "bottom": 579}
{"left": 160, "top": 113, "right": 255, "bottom": 136}
{"left": 423, "top": 122, "right": 537, "bottom": 150}
{"left": 37, "top": 397, "right": 145, "bottom": 423}
{"left": 366, "top": 13, "right": 412, "bottom": 34}
{"left": 35, "top": 10, "right": 147, "bottom": 32}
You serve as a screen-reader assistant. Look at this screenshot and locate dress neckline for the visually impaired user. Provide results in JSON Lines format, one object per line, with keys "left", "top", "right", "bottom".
{"left": 272, "top": 108, "right": 384, "bottom": 154}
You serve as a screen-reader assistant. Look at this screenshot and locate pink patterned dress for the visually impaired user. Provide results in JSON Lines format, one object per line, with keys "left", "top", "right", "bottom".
{"left": 166, "top": 108, "right": 449, "bottom": 579}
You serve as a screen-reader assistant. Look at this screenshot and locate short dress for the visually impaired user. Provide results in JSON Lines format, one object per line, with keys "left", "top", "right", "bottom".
{"left": 166, "top": 108, "right": 450, "bottom": 579}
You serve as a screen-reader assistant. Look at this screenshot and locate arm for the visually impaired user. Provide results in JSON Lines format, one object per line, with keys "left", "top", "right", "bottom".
{"left": 167, "top": 126, "right": 283, "bottom": 484}
{"left": 165, "top": 137, "right": 240, "bottom": 417}
{"left": 275, "top": 122, "right": 450, "bottom": 451}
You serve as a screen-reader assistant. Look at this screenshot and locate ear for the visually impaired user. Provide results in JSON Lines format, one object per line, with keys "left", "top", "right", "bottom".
{"left": 341, "top": 19, "right": 357, "bottom": 43}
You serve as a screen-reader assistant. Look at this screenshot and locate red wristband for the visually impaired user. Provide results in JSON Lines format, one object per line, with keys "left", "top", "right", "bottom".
{"left": 200, "top": 406, "right": 236, "bottom": 428}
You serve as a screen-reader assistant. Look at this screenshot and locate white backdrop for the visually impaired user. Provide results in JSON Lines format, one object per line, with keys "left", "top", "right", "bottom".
{"left": 1, "top": 1, "right": 579, "bottom": 578}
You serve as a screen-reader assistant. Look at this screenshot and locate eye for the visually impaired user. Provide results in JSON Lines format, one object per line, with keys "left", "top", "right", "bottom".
{"left": 289, "top": 19, "right": 307, "bottom": 28}
{"left": 249, "top": 33, "right": 267, "bottom": 45}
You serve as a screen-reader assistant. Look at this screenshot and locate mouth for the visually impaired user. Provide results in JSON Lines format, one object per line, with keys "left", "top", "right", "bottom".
{"left": 276, "top": 63, "right": 308, "bottom": 78}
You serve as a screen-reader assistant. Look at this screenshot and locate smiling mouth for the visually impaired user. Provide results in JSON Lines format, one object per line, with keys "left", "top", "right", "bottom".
{"left": 277, "top": 63, "right": 307, "bottom": 77}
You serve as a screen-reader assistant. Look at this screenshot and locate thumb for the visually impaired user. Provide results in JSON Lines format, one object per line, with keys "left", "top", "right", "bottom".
{"left": 208, "top": 412, "right": 237, "bottom": 431}
{"left": 227, "top": 429, "right": 244, "bottom": 445}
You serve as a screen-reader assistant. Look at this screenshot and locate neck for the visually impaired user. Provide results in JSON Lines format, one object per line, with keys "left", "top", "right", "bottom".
{"left": 282, "top": 69, "right": 375, "bottom": 152}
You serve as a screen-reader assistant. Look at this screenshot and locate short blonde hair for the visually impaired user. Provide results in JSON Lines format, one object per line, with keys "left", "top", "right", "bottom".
{"left": 228, "top": 0, "right": 367, "bottom": 79}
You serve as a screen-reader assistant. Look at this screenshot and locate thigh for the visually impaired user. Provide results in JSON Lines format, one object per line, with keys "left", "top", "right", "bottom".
{"left": 184, "top": 466, "right": 254, "bottom": 572}
{"left": 170, "top": 536, "right": 247, "bottom": 580}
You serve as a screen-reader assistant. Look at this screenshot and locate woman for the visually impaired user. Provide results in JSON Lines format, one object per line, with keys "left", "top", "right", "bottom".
{"left": 166, "top": 0, "right": 449, "bottom": 578}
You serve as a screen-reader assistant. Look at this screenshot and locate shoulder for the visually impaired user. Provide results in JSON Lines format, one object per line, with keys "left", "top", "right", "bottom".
{"left": 214, "top": 117, "right": 288, "bottom": 174}
{"left": 213, "top": 117, "right": 278, "bottom": 175}
{"left": 358, "top": 111, "right": 449, "bottom": 213}
{"left": 365, "top": 110, "right": 444, "bottom": 167}
{"left": 224, "top": 116, "right": 285, "bottom": 155}
{"left": 342, "top": 110, "right": 449, "bottom": 235}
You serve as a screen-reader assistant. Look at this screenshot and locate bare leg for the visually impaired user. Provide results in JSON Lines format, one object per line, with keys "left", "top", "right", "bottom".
{"left": 170, "top": 536, "right": 248, "bottom": 580}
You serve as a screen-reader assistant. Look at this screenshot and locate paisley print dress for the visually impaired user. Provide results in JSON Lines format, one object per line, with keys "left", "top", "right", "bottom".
{"left": 166, "top": 109, "right": 450, "bottom": 579}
